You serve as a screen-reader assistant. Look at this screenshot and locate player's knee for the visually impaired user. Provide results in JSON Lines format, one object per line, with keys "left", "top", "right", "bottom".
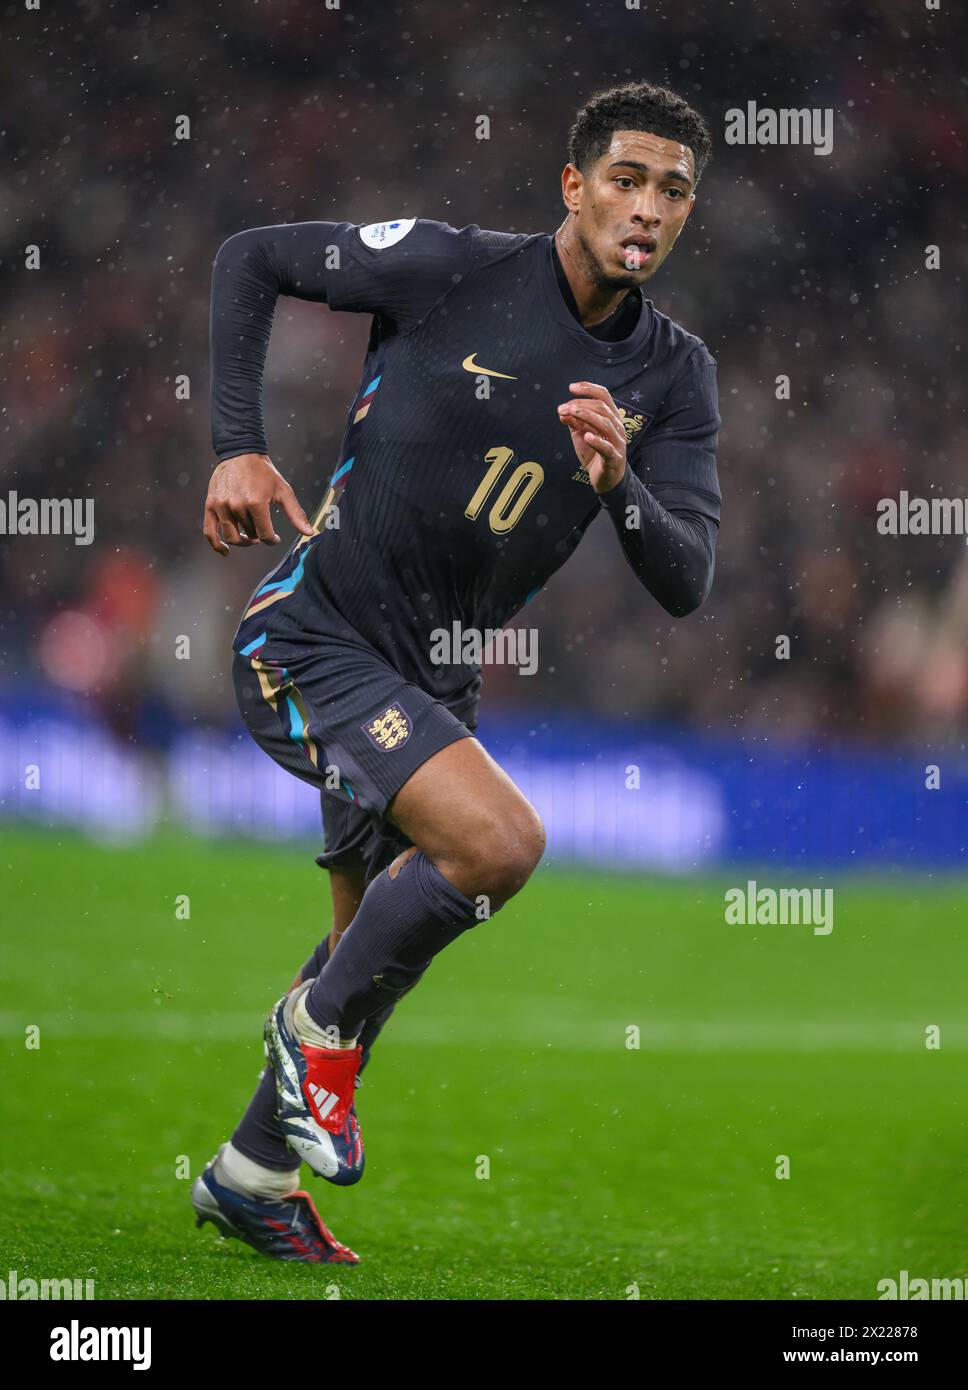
{"left": 502, "top": 812, "right": 545, "bottom": 899}
{"left": 465, "top": 803, "right": 545, "bottom": 904}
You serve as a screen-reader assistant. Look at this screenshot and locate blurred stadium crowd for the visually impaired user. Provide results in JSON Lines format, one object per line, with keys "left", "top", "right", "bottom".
{"left": 2, "top": 0, "right": 965, "bottom": 749}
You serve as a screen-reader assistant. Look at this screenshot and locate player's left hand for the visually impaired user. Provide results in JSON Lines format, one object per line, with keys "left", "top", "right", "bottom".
{"left": 557, "top": 382, "right": 627, "bottom": 494}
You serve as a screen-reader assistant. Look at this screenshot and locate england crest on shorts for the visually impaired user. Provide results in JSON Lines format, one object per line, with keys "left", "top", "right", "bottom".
{"left": 361, "top": 703, "right": 411, "bottom": 751}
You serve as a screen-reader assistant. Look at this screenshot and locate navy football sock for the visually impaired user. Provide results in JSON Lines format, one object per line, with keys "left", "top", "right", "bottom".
{"left": 232, "top": 858, "right": 452, "bottom": 1168}
{"left": 302, "top": 926, "right": 395, "bottom": 1071}
{"left": 229, "top": 1061, "right": 299, "bottom": 1173}
{"left": 230, "top": 1064, "right": 300, "bottom": 1172}
{"left": 306, "top": 852, "right": 482, "bottom": 1040}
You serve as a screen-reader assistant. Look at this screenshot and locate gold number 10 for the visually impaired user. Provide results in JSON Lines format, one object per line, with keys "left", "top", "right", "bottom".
{"left": 464, "top": 446, "right": 545, "bottom": 535}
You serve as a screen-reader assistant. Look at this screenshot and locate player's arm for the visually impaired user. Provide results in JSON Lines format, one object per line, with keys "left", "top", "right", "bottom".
{"left": 204, "top": 219, "right": 475, "bottom": 555}
{"left": 558, "top": 350, "right": 721, "bottom": 617}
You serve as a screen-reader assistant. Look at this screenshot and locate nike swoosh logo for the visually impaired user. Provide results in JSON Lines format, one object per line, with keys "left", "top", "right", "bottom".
{"left": 462, "top": 353, "right": 517, "bottom": 380}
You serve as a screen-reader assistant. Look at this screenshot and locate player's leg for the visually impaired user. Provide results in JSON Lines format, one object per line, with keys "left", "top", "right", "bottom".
{"left": 323, "top": 690, "right": 487, "bottom": 1071}
{"left": 301, "top": 864, "right": 399, "bottom": 1073}
{"left": 326, "top": 865, "right": 366, "bottom": 953}
{"left": 222, "top": 862, "right": 365, "bottom": 1188}
{"left": 192, "top": 859, "right": 367, "bottom": 1263}
{"left": 236, "top": 640, "right": 536, "bottom": 1178}
{"left": 312, "top": 798, "right": 418, "bottom": 1073}
{"left": 221, "top": 768, "right": 418, "bottom": 1194}
{"left": 301, "top": 734, "right": 544, "bottom": 1047}
{"left": 352, "top": 846, "right": 419, "bottom": 1065}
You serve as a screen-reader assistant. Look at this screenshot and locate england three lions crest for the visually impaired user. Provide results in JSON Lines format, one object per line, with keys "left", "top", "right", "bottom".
{"left": 362, "top": 703, "right": 411, "bottom": 751}
{"left": 617, "top": 406, "right": 648, "bottom": 443}
{"left": 571, "top": 403, "right": 652, "bottom": 485}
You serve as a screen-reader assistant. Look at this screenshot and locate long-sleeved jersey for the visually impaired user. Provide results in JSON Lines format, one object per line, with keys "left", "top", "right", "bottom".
{"left": 211, "top": 218, "right": 722, "bottom": 705}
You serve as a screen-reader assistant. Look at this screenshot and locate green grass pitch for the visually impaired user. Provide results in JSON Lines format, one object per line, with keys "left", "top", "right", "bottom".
{"left": 1, "top": 827, "right": 966, "bottom": 1300}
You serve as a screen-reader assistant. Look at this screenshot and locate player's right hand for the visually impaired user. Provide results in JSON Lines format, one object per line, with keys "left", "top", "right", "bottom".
{"left": 203, "top": 453, "right": 315, "bottom": 556}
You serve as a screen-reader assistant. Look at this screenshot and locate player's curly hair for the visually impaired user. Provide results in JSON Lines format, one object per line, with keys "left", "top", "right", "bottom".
{"left": 568, "top": 82, "right": 712, "bottom": 183}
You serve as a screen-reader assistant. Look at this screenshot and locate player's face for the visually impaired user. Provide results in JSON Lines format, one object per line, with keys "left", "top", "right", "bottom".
{"left": 564, "top": 128, "right": 697, "bottom": 285}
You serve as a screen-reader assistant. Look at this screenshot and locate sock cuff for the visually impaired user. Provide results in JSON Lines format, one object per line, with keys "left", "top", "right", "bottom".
{"left": 410, "top": 850, "right": 481, "bottom": 925}
{"left": 295, "top": 981, "right": 359, "bottom": 1048}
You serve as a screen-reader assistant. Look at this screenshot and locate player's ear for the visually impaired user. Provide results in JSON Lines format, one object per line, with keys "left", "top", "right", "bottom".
{"left": 683, "top": 192, "right": 697, "bottom": 222}
{"left": 561, "top": 162, "right": 582, "bottom": 216}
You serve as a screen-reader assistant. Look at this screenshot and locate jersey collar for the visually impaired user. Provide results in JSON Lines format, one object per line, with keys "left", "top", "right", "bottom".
{"left": 539, "top": 233, "right": 653, "bottom": 363}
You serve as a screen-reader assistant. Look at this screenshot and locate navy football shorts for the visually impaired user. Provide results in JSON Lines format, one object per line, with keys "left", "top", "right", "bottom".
{"left": 233, "top": 635, "right": 478, "bottom": 883}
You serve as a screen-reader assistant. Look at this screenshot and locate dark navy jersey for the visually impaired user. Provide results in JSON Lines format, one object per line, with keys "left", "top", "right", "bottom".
{"left": 211, "top": 218, "right": 722, "bottom": 703}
